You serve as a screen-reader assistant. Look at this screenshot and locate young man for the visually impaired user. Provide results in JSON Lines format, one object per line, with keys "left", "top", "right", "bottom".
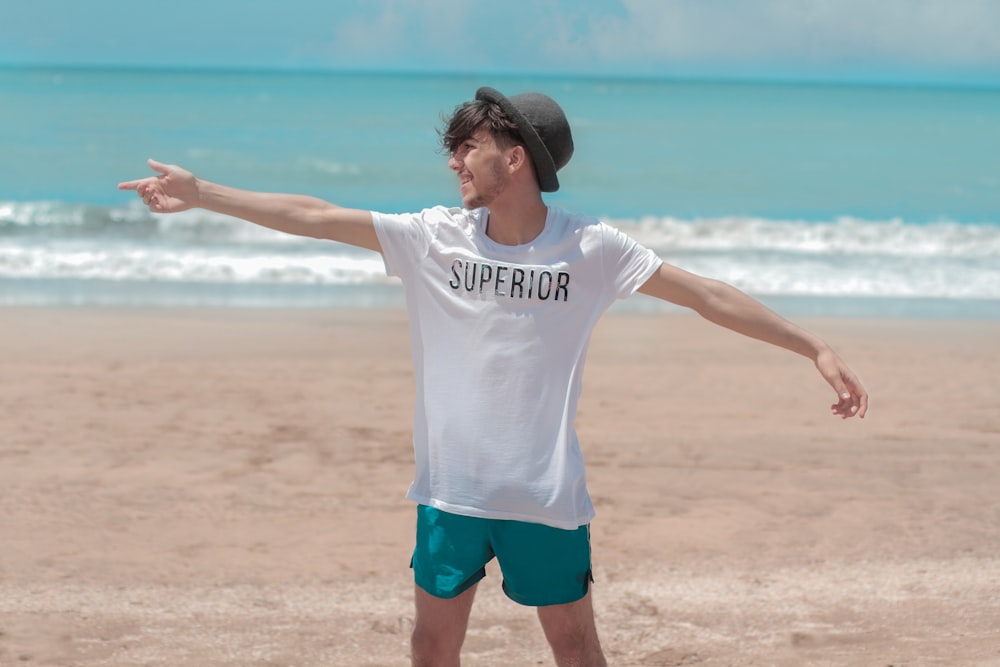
{"left": 120, "top": 87, "right": 867, "bottom": 667}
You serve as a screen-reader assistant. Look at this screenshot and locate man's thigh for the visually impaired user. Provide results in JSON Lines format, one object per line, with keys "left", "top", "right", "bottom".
{"left": 411, "top": 583, "right": 479, "bottom": 663}
{"left": 411, "top": 504, "right": 593, "bottom": 607}
{"left": 490, "top": 519, "right": 593, "bottom": 607}
{"left": 411, "top": 505, "right": 493, "bottom": 599}
{"left": 536, "top": 590, "right": 606, "bottom": 665}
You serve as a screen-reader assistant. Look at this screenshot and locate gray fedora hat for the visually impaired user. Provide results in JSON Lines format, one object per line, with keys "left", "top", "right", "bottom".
{"left": 475, "top": 86, "right": 574, "bottom": 192}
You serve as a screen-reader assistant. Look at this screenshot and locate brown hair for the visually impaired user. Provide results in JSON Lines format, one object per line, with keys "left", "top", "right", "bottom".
{"left": 439, "top": 99, "right": 525, "bottom": 155}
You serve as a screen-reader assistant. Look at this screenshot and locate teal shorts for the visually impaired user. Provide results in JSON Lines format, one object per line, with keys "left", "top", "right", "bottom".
{"left": 411, "top": 504, "right": 593, "bottom": 607}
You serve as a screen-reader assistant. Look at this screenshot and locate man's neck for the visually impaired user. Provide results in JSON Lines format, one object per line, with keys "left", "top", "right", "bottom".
{"left": 483, "top": 194, "right": 548, "bottom": 246}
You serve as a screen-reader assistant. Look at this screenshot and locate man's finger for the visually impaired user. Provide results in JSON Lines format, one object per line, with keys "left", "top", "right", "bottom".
{"left": 118, "top": 159, "right": 169, "bottom": 190}
{"left": 855, "top": 389, "right": 869, "bottom": 419}
{"left": 147, "top": 158, "right": 170, "bottom": 175}
{"left": 830, "top": 387, "right": 867, "bottom": 420}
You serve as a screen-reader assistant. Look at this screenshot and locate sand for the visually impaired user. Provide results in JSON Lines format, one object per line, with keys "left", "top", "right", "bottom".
{"left": 1, "top": 307, "right": 998, "bottom": 666}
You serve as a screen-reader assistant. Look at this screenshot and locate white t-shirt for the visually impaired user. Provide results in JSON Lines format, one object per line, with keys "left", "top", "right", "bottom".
{"left": 373, "top": 205, "right": 662, "bottom": 529}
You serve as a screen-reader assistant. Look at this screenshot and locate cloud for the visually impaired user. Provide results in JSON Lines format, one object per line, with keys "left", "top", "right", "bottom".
{"left": 541, "top": 0, "right": 1000, "bottom": 73}
{"left": 327, "top": 0, "right": 472, "bottom": 67}
{"left": 2, "top": 0, "right": 997, "bottom": 84}
{"left": 308, "top": 0, "right": 1000, "bottom": 83}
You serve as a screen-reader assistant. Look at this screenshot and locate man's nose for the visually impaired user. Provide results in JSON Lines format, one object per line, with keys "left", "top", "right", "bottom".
{"left": 448, "top": 153, "right": 462, "bottom": 171}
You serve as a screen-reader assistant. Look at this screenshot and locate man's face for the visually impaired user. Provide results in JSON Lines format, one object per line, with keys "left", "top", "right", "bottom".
{"left": 448, "top": 129, "right": 510, "bottom": 209}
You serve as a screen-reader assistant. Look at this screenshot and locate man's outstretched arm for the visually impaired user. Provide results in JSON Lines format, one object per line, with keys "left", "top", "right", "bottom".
{"left": 638, "top": 262, "right": 869, "bottom": 419}
{"left": 118, "top": 159, "right": 381, "bottom": 252}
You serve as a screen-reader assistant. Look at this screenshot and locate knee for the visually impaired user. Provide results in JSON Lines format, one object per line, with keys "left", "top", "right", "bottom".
{"left": 410, "top": 625, "right": 462, "bottom": 667}
{"left": 549, "top": 637, "right": 599, "bottom": 667}
{"left": 546, "top": 628, "right": 607, "bottom": 667}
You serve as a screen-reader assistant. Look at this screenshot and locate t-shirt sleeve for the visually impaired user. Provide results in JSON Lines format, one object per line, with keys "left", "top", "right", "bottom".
{"left": 600, "top": 222, "right": 663, "bottom": 299}
{"left": 372, "top": 210, "right": 432, "bottom": 279}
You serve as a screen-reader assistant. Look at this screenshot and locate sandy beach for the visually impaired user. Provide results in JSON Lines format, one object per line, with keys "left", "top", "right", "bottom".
{"left": 1, "top": 307, "right": 998, "bottom": 666}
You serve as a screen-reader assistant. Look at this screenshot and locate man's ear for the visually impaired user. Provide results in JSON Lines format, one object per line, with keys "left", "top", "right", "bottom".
{"left": 507, "top": 145, "right": 528, "bottom": 173}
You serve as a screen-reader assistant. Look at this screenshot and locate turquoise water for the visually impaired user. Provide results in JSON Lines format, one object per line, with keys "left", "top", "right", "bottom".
{"left": 2, "top": 67, "right": 998, "bottom": 315}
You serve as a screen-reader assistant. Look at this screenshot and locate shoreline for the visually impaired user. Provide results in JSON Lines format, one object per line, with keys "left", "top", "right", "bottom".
{"left": 4, "top": 288, "right": 1000, "bottom": 320}
{"left": 2, "top": 308, "right": 998, "bottom": 665}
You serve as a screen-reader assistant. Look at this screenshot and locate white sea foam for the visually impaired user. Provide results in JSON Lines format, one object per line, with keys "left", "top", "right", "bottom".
{"left": 2, "top": 201, "right": 999, "bottom": 306}
{"left": 0, "top": 243, "right": 388, "bottom": 285}
{"left": 616, "top": 216, "right": 1000, "bottom": 258}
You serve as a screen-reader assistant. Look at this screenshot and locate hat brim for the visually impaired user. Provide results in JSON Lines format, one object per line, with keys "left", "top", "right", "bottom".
{"left": 475, "top": 86, "right": 560, "bottom": 192}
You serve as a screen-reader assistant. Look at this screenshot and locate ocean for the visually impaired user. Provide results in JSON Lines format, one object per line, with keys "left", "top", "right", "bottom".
{"left": 2, "top": 67, "right": 999, "bottom": 318}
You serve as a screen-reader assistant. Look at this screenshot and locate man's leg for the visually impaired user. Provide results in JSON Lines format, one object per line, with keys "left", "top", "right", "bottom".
{"left": 536, "top": 589, "right": 607, "bottom": 667}
{"left": 411, "top": 583, "right": 478, "bottom": 667}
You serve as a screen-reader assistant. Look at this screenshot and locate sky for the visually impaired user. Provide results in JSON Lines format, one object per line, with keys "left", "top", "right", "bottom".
{"left": 2, "top": 0, "right": 999, "bottom": 87}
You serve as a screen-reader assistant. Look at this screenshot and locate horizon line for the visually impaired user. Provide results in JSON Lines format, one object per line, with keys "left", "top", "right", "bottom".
{"left": 2, "top": 61, "right": 998, "bottom": 93}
